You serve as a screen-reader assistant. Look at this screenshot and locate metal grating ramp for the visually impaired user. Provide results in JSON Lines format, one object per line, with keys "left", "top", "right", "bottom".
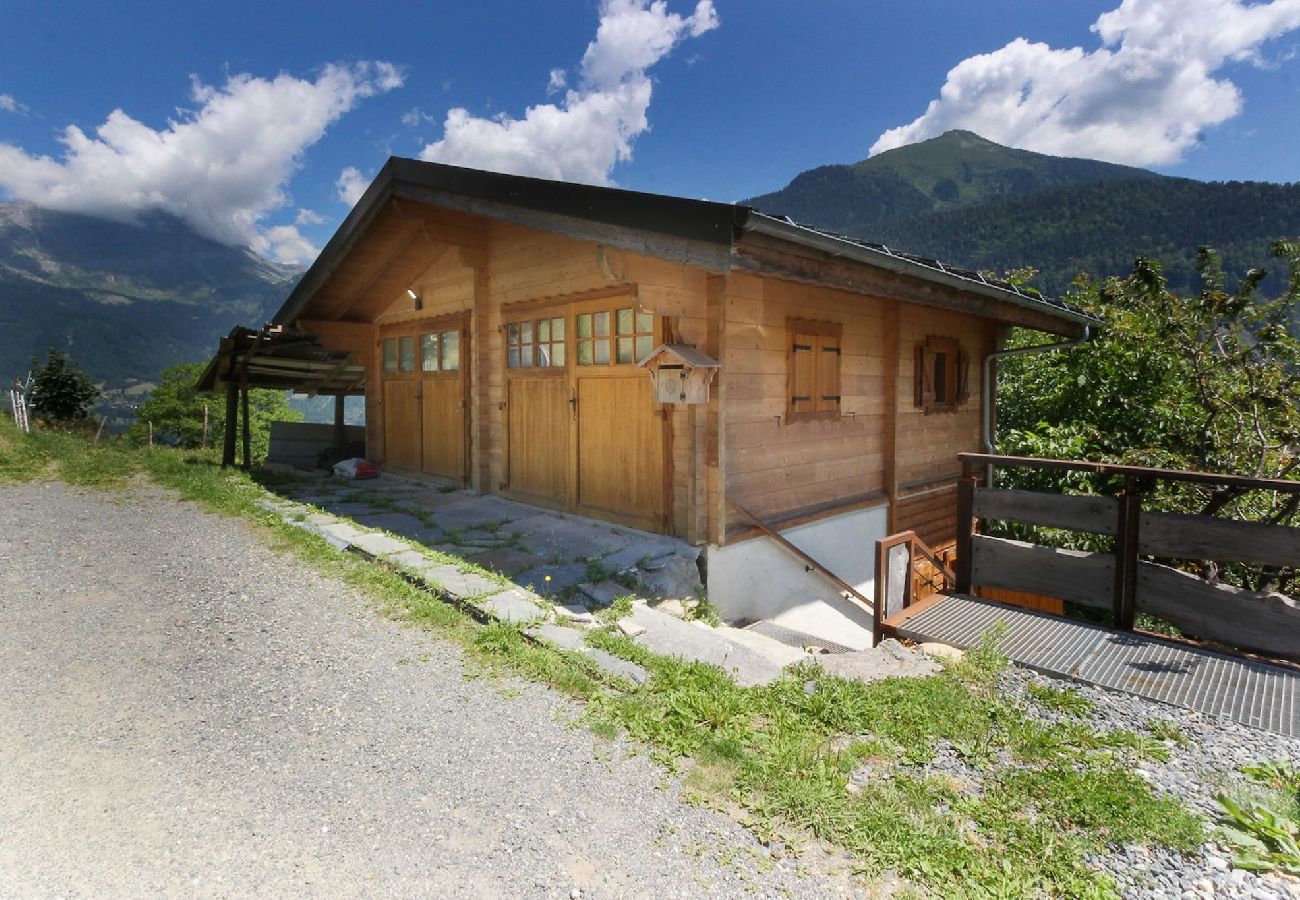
{"left": 895, "top": 595, "right": 1300, "bottom": 738}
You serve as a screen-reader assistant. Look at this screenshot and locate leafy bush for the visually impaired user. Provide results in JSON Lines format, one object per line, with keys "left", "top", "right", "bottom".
{"left": 28, "top": 348, "right": 99, "bottom": 424}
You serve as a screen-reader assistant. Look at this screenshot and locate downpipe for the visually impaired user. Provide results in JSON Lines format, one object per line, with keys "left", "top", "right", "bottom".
{"left": 981, "top": 326, "right": 1091, "bottom": 487}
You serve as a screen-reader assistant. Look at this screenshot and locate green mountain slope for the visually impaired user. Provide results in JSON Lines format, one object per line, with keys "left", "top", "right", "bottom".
{"left": 746, "top": 130, "right": 1159, "bottom": 235}
{"left": 744, "top": 130, "right": 1299, "bottom": 298}
{"left": 0, "top": 203, "right": 301, "bottom": 388}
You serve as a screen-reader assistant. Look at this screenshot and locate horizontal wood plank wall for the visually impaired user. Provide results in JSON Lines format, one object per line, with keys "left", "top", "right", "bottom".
{"left": 722, "top": 276, "right": 887, "bottom": 526}
{"left": 893, "top": 308, "right": 994, "bottom": 546}
{"left": 895, "top": 485, "right": 959, "bottom": 549}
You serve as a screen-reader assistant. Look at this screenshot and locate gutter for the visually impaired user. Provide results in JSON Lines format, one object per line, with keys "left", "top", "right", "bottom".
{"left": 737, "top": 212, "right": 1099, "bottom": 331}
{"left": 981, "top": 326, "right": 1092, "bottom": 484}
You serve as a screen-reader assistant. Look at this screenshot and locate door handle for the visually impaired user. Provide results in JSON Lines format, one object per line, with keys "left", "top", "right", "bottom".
{"left": 569, "top": 390, "right": 577, "bottom": 420}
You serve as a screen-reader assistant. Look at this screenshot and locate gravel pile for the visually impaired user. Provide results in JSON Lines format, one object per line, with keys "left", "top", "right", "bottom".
{"left": 1004, "top": 666, "right": 1300, "bottom": 899}
{"left": 0, "top": 480, "right": 860, "bottom": 898}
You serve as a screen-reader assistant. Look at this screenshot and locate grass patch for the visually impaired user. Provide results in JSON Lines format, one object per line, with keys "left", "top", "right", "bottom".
{"left": 1217, "top": 760, "right": 1300, "bottom": 876}
{"left": 0, "top": 422, "right": 1212, "bottom": 897}
{"left": 1026, "top": 682, "right": 1095, "bottom": 717}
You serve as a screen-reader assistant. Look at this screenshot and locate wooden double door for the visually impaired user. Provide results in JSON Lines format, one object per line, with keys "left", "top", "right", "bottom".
{"left": 380, "top": 316, "right": 467, "bottom": 481}
{"left": 504, "top": 297, "right": 667, "bottom": 533}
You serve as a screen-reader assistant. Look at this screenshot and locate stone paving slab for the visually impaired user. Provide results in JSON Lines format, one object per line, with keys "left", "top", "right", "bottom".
{"left": 480, "top": 590, "right": 546, "bottom": 623}
{"left": 350, "top": 511, "right": 441, "bottom": 539}
{"left": 464, "top": 547, "right": 544, "bottom": 576}
{"left": 385, "top": 549, "right": 431, "bottom": 571}
{"left": 318, "top": 522, "right": 367, "bottom": 546}
{"left": 412, "top": 563, "right": 502, "bottom": 598}
{"left": 516, "top": 563, "right": 588, "bottom": 596}
{"left": 526, "top": 625, "right": 649, "bottom": 685}
{"left": 502, "top": 514, "right": 632, "bottom": 559}
{"left": 578, "top": 581, "right": 631, "bottom": 607}
{"left": 625, "top": 605, "right": 785, "bottom": 687}
{"left": 350, "top": 531, "right": 413, "bottom": 559}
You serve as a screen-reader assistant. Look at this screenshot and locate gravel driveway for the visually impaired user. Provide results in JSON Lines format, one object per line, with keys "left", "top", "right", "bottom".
{"left": 0, "top": 481, "right": 852, "bottom": 899}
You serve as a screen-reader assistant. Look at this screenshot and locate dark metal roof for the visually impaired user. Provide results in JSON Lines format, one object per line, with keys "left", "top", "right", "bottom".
{"left": 272, "top": 156, "right": 1098, "bottom": 331}
{"left": 738, "top": 211, "right": 1101, "bottom": 327}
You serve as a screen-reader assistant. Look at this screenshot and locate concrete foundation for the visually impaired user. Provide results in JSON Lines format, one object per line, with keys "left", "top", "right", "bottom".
{"left": 705, "top": 504, "right": 889, "bottom": 651}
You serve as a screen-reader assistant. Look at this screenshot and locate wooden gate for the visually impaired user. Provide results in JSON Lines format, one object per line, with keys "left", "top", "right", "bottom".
{"left": 503, "top": 296, "right": 667, "bottom": 531}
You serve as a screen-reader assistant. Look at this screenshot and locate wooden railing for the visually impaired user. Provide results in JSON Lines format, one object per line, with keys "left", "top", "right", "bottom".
{"left": 955, "top": 453, "right": 1300, "bottom": 660}
{"left": 873, "top": 530, "right": 955, "bottom": 645}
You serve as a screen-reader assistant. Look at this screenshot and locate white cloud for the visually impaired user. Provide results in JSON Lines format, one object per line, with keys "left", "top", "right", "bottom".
{"left": 401, "top": 106, "right": 435, "bottom": 128}
{"left": 870, "top": 0, "right": 1300, "bottom": 166}
{"left": 419, "top": 0, "right": 718, "bottom": 184}
{"left": 0, "top": 93, "right": 25, "bottom": 114}
{"left": 250, "top": 224, "right": 319, "bottom": 265}
{"left": 0, "top": 62, "right": 403, "bottom": 258}
{"left": 547, "top": 68, "right": 568, "bottom": 95}
{"left": 295, "top": 207, "right": 326, "bottom": 226}
{"left": 336, "top": 166, "right": 369, "bottom": 206}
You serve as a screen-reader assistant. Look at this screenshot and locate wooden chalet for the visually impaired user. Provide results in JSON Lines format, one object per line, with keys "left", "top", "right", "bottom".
{"left": 207, "top": 158, "right": 1097, "bottom": 641}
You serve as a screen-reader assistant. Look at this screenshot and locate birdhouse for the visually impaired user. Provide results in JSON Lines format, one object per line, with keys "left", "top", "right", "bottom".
{"left": 637, "top": 343, "right": 720, "bottom": 405}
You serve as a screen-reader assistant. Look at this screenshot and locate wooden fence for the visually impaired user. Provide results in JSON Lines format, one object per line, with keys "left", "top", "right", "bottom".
{"left": 955, "top": 453, "right": 1300, "bottom": 660}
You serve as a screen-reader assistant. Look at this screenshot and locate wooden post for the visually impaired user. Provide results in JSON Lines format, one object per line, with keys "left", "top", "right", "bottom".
{"left": 955, "top": 459, "right": 977, "bottom": 594}
{"left": 147, "top": 420, "right": 153, "bottom": 447}
{"left": 94, "top": 416, "right": 106, "bottom": 444}
{"left": 222, "top": 381, "right": 238, "bottom": 467}
{"left": 240, "top": 366, "right": 251, "bottom": 470}
{"left": 201, "top": 402, "right": 209, "bottom": 449}
{"left": 1113, "top": 475, "right": 1142, "bottom": 630}
{"left": 333, "top": 393, "right": 346, "bottom": 460}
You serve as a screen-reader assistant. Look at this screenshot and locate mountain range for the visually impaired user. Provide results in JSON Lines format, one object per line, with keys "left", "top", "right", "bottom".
{"left": 2, "top": 130, "right": 1299, "bottom": 398}
{"left": 745, "top": 130, "right": 1300, "bottom": 298}
{"left": 0, "top": 203, "right": 300, "bottom": 391}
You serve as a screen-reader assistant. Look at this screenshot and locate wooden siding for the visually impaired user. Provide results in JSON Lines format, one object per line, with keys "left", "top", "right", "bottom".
{"left": 720, "top": 275, "right": 888, "bottom": 529}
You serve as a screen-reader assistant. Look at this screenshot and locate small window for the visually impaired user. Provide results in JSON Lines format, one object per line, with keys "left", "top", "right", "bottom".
{"left": 382, "top": 338, "right": 398, "bottom": 374}
{"left": 420, "top": 334, "right": 439, "bottom": 372}
{"left": 398, "top": 335, "right": 415, "bottom": 372}
{"left": 536, "top": 317, "right": 564, "bottom": 367}
{"left": 787, "top": 318, "right": 842, "bottom": 422}
{"left": 915, "top": 336, "right": 968, "bottom": 413}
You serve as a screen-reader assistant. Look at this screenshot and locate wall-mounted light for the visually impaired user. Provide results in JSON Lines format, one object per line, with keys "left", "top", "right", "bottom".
{"left": 406, "top": 288, "right": 422, "bottom": 310}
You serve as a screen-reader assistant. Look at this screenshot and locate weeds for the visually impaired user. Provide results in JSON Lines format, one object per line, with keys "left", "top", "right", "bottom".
{"left": 1026, "top": 682, "right": 1095, "bottom": 717}
{"left": 1217, "top": 760, "right": 1300, "bottom": 876}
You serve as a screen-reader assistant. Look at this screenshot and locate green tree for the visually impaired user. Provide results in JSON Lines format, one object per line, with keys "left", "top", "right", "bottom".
{"left": 996, "top": 242, "right": 1300, "bottom": 590}
{"left": 29, "top": 348, "right": 100, "bottom": 424}
{"left": 130, "top": 361, "right": 303, "bottom": 462}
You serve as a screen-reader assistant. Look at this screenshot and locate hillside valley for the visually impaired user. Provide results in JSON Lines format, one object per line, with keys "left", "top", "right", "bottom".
{"left": 0, "top": 203, "right": 301, "bottom": 392}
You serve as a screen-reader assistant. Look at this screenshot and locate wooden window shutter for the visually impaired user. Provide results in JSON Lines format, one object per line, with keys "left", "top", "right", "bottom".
{"left": 957, "top": 349, "right": 971, "bottom": 404}
{"left": 816, "top": 335, "right": 841, "bottom": 414}
{"left": 790, "top": 331, "right": 817, "bottom": 416}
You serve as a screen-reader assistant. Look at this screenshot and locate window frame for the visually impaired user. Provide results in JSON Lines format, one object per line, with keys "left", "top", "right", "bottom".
{"left": 786, "top": 317, "right": 843, "bottom": 423}
{"left": 915, "top": 335, "right": 968, "bottom": 414}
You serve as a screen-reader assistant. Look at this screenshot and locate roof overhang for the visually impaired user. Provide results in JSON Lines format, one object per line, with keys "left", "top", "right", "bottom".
{"left": 197, "top": 326, "right": 366, "bottom": 395}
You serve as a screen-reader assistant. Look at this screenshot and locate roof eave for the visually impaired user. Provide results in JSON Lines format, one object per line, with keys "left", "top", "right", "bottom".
{"left": 735, "top": 211, "right": 1100, "bottom": 333}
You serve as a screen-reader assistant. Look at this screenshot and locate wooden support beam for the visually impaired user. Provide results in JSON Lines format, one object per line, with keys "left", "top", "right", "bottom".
{"left": 240, "top": 364, "right": 251, "bottom": 470}
{"left": 954, "top": 461, "right": 977, "bottom": 594}
{"left": 1113, "top": 476, "right": 1142, "bottom": 630}
{"left": 222, "top": 380, "right": 238, "bottom": 467}
{"left": 333, "top": 394, "right": 346, "bottom": 459}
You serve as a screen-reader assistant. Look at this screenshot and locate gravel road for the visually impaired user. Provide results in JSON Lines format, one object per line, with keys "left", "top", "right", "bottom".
{"left": 0, "top": 481, "right": 853, "bottom": 899}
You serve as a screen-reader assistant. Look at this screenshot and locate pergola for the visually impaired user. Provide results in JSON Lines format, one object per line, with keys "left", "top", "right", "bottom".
{"left": 197, "top": 325, "right": 365, "bottom": 468}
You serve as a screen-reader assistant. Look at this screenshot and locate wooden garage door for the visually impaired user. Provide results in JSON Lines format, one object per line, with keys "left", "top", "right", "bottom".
{"left": 575, "top": 373, "right": 663, "bottom": 531}
{"left": 421, "top": 379, "right": 463, "bottom": 478}
{"left": 506, "top": 376, "right": 568, "bottom": 505}
{"left": 503, "top": 298, "right": 666, "bottom": 532}
{"left": 383, "top": 380, "right": 421, "bottom": 472}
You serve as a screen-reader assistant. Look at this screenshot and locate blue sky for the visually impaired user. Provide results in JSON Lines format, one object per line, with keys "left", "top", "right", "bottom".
{"left": 2, "top": 0, "right": 1298, "bottom": 263}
